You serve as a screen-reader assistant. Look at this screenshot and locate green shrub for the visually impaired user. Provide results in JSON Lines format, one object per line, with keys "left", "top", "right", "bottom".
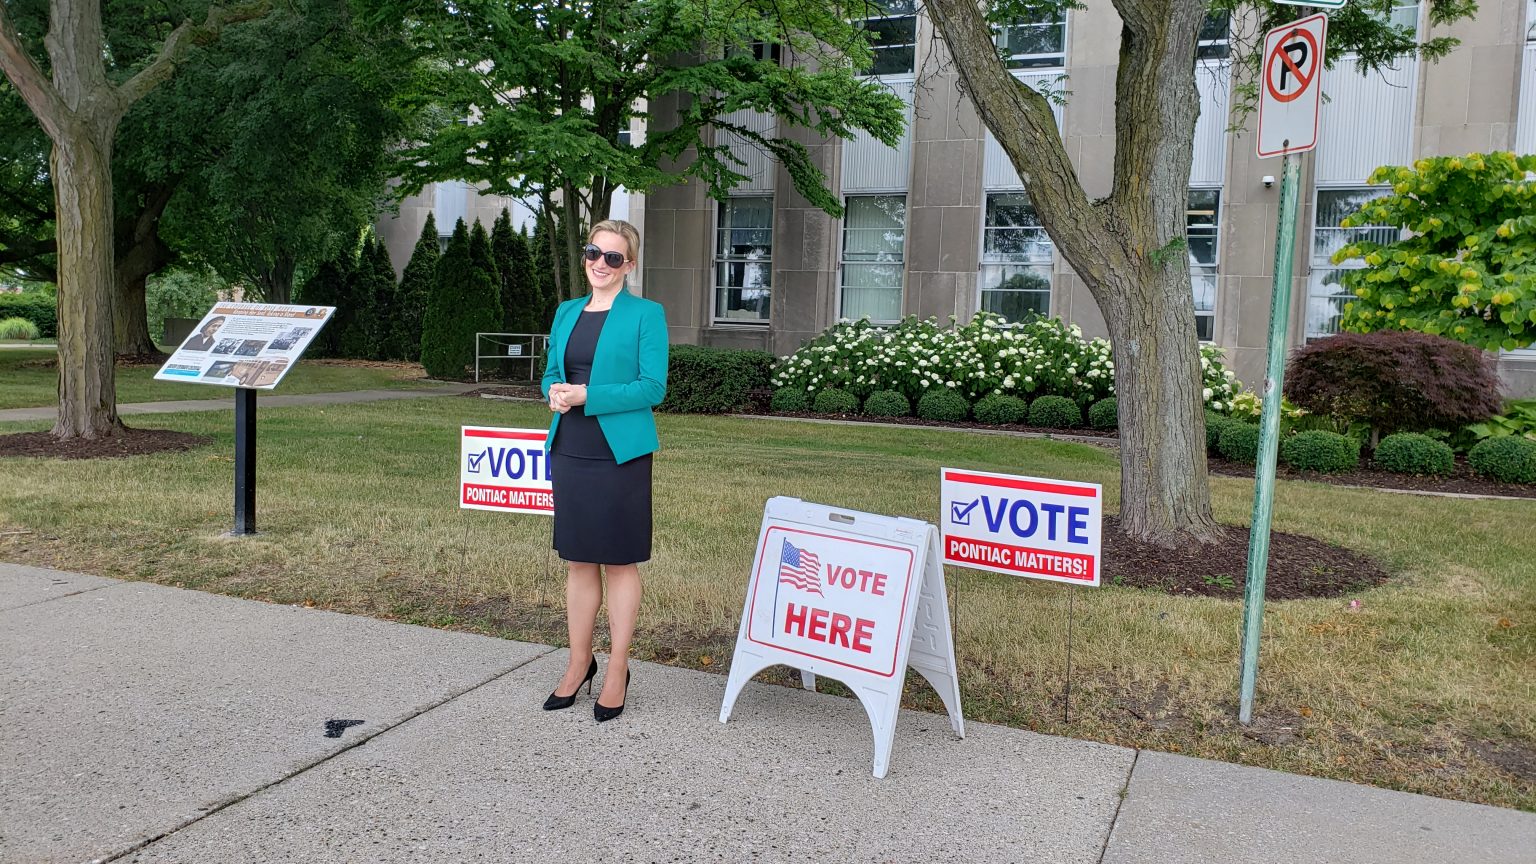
{"left": 812, "top": 387, "right": 859, "bottom": 415}
{"left": 973, "top": 394, "right": 1027, "bottom": 425}
{"left": 1088, "top": 397, "right": 1118, "bottom": 430}
{"left": 1217, "top": 422, "right": 1261, "bottom": 463}
{"left": 1205, "top": 411, "right": 1235, "bottom": 451}
{"left": 1374, "top": 432, "right": 1455, "bottom": 476}
{"left": 1028, "top": 395, "right": 1081, "bottom": 428}
{"left": 1467, "top": 437, "right": 1536, "bottom": 484}
{"left": 1280, "top": 430, "right": 1360, "bottom": 474}
{"left": 659, "top": 345, "right": 775, "bottom": 414}
{"left": 0, "top": 292, "right": 57, "bottom": 338}
{"left": 0, "top": 317, "right": 40, "bottom": 340}
{"left": 917, "top": 390, "right": 970, "bottom": 422}
{"left": 863, "top": 390, "right": 910, "bottom": 417}
{"left": 770, "top": 387, "right": 809, "bottom": 413}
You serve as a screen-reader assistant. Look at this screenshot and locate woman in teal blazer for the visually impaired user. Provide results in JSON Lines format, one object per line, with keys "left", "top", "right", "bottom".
{"left": 540, "top": 219, "right": 668, "bottom": 723}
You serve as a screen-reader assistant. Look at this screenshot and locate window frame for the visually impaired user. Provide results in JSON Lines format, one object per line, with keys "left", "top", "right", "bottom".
{"left": 711, "top": 195, "right": 775, "bottom": 326}
{"left": 978, "top": 190, "right": 1055, "bottom": 322}
{"left": 855, "top": 0, "right": 918, "bottom": 78}
{"left": 1187, "top": 188, "right": 1221, "bottom": 343}
{"left": 838, "top": 194, "right": 908, "bottom": 325}
{"left": 1305, "top": 185, "right": 1396, "bottom": 340}
{"left": 993, "top": 7, "right": 1069, "bottom": 71}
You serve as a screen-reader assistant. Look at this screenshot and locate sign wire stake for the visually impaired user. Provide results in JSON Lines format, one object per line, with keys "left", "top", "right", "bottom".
{"left": 1063, "top": 585, "right": 1075, "bottom": 724}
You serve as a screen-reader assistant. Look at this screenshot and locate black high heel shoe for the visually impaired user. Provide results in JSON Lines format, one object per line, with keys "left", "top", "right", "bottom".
{"left": 542, "top": 656, "right": 597, "bottom": 711}
{"left": 594, "top": 669, "right": 630, "bottom": 723}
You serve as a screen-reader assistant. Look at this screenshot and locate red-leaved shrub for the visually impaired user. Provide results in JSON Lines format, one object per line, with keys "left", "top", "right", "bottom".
{"left": 1284, "top": 331, "right": 1502, "bottom": 436}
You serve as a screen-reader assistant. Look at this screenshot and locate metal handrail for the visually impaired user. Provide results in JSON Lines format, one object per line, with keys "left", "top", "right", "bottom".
{"left": 474, "top": 332, "right": 548, "bottom": 383}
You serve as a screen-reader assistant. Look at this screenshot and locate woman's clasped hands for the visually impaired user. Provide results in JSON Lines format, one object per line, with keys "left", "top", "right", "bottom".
{"left": 548, "top": 382, "right": 588, "bottom": 414}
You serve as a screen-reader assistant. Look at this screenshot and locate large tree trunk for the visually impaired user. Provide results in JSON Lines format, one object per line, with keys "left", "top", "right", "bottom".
{"left": 927, "top": 0, "right": 1219, "bottom": 546}
{"left": 113, "top": 184, "right": 175, "bottom": 356}
{"left": 51, "top": 127, "right": 124, "bottom": 439}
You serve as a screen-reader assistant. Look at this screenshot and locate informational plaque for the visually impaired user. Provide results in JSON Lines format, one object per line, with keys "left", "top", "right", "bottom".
{"left": 155, "top": 303, "right": 335, "bottom": 390}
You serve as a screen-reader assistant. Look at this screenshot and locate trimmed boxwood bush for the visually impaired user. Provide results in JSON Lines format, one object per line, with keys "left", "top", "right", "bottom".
{"left": 1028, "top": 395, "right": 1081, "bottom": 429}
{"left": 917, "top": 390, "right": 970, "bottom": 422}
{"left": 0, "top": 292, "right": 57, "bottom": 338}
{"left": 863, "top": 389, "right": 910, "bottom": 417}
{"left": 1205, "top": 411, "right": 1235, "bottom": 451}
{"left": 660, "top": 345, "right": 775, "bottom": 414}
{"left": 1467, "top": 436, "right": 1536, "bottom": 484}
{"left": 1088, "top": 397, "right": 1118, "bottom": 430}
{"left": 1217, "top": 422, "right": 1261, "bottom": 463}
{"left": 0, "top": 317, "right": 41, "bottom": 340}
{"left": 1280, "top": 430, "right": 1360, "bottom": 474}
{"left": 973, "top": 394, "right": 1027, "bottom": 425}
{"left": 812, "top": 387, "right": 859, "bottom": 415}
{"left": 1374, "top": 432, "right": 1455, "bottom": 476}
{"left": 770, "top": 387, "right": 809, "bottom": 413}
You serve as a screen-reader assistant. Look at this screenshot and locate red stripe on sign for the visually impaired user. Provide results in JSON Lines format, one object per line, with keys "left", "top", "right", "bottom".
{"left": 944, "top": 535, "right": 1096, "bottom": 582}
{"left": 461, "top": 483, "right": 554, "bottom": 511}
{"left": 942, "top": 470, "right": 1098, "bottom": 498}
{"left": 464, "top": 429, "right": 546, "bottom": 440}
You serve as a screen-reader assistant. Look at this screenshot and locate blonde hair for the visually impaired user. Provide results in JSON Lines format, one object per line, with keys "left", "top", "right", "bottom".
{"left": 587, "top": 219, "right": 641, "bottom": 264}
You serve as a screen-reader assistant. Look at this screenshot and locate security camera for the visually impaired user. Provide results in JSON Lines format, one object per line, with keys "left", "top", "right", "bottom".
{"left": 1262, "top": 175, "right": 1276, "bottom": 188}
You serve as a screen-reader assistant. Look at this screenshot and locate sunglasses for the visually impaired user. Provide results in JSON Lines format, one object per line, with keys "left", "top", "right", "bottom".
{"left": 583, "top": 244, "right": 630, "bottom": 269}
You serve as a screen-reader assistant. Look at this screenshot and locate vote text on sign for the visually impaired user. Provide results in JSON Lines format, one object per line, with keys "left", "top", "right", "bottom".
{"left": 459, "top": 426, "right": 553, "bottom": 515}
{"left": 721, "top": 497, "right": 964, "bottom": 779}
{"left": 1256, "top": 12, "right": 1328, "bottom": 159}
{"left": 940, "top": 468, "right": 1103, "bottom": 587}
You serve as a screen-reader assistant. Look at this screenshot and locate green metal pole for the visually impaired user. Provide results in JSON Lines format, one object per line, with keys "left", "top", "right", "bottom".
{"left": 1239, "top": 151, "right": 1301, "bottom": 725}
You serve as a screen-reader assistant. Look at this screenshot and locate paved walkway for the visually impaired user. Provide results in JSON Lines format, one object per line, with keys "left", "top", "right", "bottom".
{"left": 0, "top": 383, "right": 479, "bottom": 424}
{"left": 2, "top": 563, "right": 1530, "bottom": 864}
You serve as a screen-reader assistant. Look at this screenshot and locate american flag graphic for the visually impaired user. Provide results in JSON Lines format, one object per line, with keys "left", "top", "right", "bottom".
{"left": 777, "top": 539, "right": 823, "bottom": 595}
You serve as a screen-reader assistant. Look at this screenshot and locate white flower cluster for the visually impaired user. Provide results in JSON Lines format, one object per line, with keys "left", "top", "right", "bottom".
{"left": 771, "top": 313, "right": 1245, "bottom": 411}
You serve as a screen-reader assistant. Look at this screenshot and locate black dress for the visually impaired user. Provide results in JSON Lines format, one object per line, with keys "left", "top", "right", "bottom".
{"left": 550, "top": 309, "right": 654, "bottom": 564}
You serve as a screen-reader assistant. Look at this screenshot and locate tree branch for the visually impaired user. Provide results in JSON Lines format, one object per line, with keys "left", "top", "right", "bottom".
{"left": 0, "top": 3, "right": 67, "bottom": 135}
{"left": 114, "top": 0, "right": 271, "bottom": 115}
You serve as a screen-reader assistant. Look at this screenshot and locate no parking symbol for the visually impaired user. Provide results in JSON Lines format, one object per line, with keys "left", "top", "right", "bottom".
{"left": 1256, "top": 13, "right": 1328, "bottom": 158}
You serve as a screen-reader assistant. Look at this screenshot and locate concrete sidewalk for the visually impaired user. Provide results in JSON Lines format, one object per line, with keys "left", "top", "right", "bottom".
{"left": 2, "top": 563, "right": 1531, "bottom": 864}
{"left": 0, "top": 383, "right": 478, "bottom": 424}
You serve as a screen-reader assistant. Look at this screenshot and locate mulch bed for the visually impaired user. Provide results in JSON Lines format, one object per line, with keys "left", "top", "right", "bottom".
{"left": 1099, "top": 516, "right": 1388, "bottom": 600}
{"left": 1208, "top": 455, "right": 1536, "bottom": 500}
{"left": 0, "top": 428, "right": 212, "bottom": 460}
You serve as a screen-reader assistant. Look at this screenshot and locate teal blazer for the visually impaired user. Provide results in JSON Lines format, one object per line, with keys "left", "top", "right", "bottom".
{"left": 541, "top": 288, "right": 669, "bottom": 464}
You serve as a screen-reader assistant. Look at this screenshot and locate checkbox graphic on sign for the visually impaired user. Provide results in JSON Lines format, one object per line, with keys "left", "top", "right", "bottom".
{"left": 467, "top": 448, "right": 489, "bottom": 474}
{"left": 949, "top": 498, "right": 979, "bottom": 526}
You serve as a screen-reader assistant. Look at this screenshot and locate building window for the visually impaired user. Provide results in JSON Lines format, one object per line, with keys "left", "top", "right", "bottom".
{"left": 1306, "top": 187, "right": 1395, "bottom": 339}
{"left": 1188, "top": 189, "right": 1220, "bottom": 342}
{"left": 713, "top": 197, "right": 773, "bottom": 324}
{"left": 980, "top": 192, "right": 1053, "bottom": 321}
{"left": 995, "top": 8, "right": 1067, "bottom": 70}
{"left": 841, "top": 195, "right": 906, "bottom": 323}
{"left": 1197, "top": 11, "right": 1230, "bottom": 60}
{"left": 857, "top": 1, "right": 917, "bottom": 77}
{"left": 727, "top": 41, "right": 783, "bottom": 64}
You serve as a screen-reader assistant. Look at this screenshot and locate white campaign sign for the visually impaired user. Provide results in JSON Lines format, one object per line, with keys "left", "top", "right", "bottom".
{"left": 1256, "top": 12, "right": 1328, "bottom": 159}
{"left": 155, "top": 303, "right": 334, "bottom": 389}
{"left": 459, "top": 426, "right": 553, "bottom": 515}
{"left": 720, "top": 497, "right": 964, "bottom": 779}
{"left": 940, "top": 468, "right": 1103, "bottom": 587}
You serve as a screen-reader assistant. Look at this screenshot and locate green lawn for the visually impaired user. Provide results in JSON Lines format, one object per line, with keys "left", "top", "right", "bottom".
{"left": 0, "top": 348, "right": 437, "bottom": 409}
{"left": 2, "top": 398, "right": 1532, "bottom": 810}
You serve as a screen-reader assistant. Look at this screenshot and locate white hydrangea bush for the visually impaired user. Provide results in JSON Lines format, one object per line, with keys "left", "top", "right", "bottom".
{"left": 772, "top": 313, "right": 1242, "bottom": 412}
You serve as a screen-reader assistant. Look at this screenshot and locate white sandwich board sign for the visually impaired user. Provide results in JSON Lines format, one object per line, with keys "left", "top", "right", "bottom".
{"left": 720, "top": 497, "right": 965, "bottom": 779}
{"left": 459, "top": 426, "right": 553, "bottom": 515}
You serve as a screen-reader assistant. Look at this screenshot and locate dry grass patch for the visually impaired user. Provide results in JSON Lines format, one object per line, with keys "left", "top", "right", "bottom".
{"left": 1, "top": 397, "right": 1532, "bottom": 810}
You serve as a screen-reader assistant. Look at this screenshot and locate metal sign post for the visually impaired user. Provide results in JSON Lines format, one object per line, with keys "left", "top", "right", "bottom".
{"left": 1240, "top": 15, "right": 1328, "bottom": 725}
{"left": 233, "top": 387, "right": 257, "bottom": 535}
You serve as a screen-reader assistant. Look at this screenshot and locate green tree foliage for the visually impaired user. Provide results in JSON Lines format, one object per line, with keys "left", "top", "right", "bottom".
{"left": 337, "top": 241, "right": 381, "bottom": 360}
{"left": 395, "top": 214, "right": 440, "bottom": 361}
{"left": 366, "top": 240, "right": 402, "bottom": 359}
{"left": 389, "top": 0, "right": 904, "bottom": 296}
{"left": 145, "top": 268, "right": 225, "bottom": 336}
{"left": 504, "top": 224, "right": 540, "bottom": 334}
{"left": 298, "top": 254, "right": 355, "bottom": 358}
{"left": 1335, "top": 152, "right": 1536, "bottom": 352}
{"left": 468, "top": 220, "right": 503, "bottom": 324}
{"left": 491, "top": 210, "right": 518, "bottom": 332}
{"left": 531, "top": 212, "right": 561, "bottom": 330}
{"left": 421, "top": 220, "right": 499, "bottom": 378}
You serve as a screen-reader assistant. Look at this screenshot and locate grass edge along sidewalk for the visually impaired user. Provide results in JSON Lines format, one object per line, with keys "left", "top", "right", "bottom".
{"left": 1, "top": 396, "right": 1532, "bottom": 812}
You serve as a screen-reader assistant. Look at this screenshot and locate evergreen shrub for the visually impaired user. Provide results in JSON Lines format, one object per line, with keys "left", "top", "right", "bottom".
{"left": 1089, "top": 397, "right": 1118, "bottom": 430}
{"left": 1467, "top": 437, "right": 1536, "bottom": 484}
{"left": 917, "top": 390, "right": 969, "bottom": 422}
{"left": 770, "top": 387, "right": 809, "bottom": 413}
{"left": 812, "top": 388, "right": 859, "bottom": 415}
{"left": 1374, "top": 433, "right": 1455, "bottom": 476}
{"left": 1028, "top": 395, "right": 1081, "bottom": 428}
{"left": 660, "top": 345, "right": 774, "bottom": 414}
{"left": 1280, "top": 430, "right": 1360, "bottom": 474}
{"left": 1217, "top": 423, "right": 1262, "bottom": 463}
{"left": 973, "top": 394, "right": 1027, "bottom": 425}
{"left": 863, "top": 390, "right": 910, "bottom": 417}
